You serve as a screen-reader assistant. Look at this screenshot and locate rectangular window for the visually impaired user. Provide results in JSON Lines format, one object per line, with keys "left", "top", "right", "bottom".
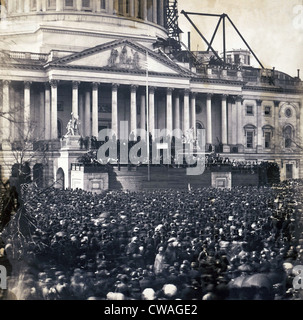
{"left": 265, "top": 132, "right": 271, "bottom": 149}
{"left": 82, "top": 0, "right": 91, "bottom": 8}
{"left": 246, "top": 105, "right": 253, "bottom": 115}
{"left": 101, "top": 0, "right": 106, "bottom": 9}
{"left": 234, "top": 54, "right": 240, "bottom": 64}
{"left": 264, "top": 106, "right": 271, "bottom": 116}
{"left": 246, "top": 131, "right": 253, "bottom": 148}
{"left": 65, "top": 0, "right": 74, "bottom": 7}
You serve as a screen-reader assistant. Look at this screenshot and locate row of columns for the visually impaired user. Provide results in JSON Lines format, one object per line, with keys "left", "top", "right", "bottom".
{"left": 1, "top": 80, "right": 235, "bottom": 147}
{"left": 7, "top": 0, "right": 165, "bottom": 26}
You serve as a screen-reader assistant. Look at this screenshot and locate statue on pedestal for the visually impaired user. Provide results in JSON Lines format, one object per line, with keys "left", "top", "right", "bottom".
{"left": 65, "top": 112, "right": 80, "bottom": 136}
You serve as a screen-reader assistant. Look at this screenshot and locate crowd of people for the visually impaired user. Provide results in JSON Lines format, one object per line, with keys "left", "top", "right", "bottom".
{"left": 0, "top": 179, "right": 302, "bottom": 300}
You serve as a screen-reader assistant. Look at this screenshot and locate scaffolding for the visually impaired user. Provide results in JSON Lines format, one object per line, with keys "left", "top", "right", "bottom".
{"left": 165, "top": 0, "right": 182, "bottom": 52}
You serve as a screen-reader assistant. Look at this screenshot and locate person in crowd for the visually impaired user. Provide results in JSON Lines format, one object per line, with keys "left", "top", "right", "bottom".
{"left": 1, "top": 178, "right": 302, "bottom": 300}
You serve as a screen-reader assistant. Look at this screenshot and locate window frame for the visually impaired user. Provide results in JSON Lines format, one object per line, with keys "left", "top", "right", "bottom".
{"left": 64, "top": 0, "right": 75, "bottom": 10}
{"left": 264, "top": 106, "right": 271, "bottom": 116}
{"left": 246, "top": 105, "right": 254, "bottom": 116}
{"left": 100, "top": 0, "right": 106, "bottom": 10}
{"left": 246, "top": 131, "right": 254, "bottom": 148}
{"left": 82, "top": 0, "right": 92, "bottom": 10}
{"left": 264, "top": 132, "right": 271, "bottom": 149}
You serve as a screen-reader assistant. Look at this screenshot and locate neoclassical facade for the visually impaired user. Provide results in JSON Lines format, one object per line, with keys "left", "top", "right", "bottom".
{"left": 0, "top": 0, "right": 303, "bottom": 187}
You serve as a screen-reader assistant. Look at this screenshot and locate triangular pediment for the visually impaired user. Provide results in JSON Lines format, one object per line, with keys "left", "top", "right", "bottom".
{"left": 49, "top": 39, "right": 191, "bottom": 76}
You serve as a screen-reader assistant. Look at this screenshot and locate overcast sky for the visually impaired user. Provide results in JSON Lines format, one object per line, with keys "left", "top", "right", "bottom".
{"left": 178, "top": 0, "right": 303, "bottom": 77}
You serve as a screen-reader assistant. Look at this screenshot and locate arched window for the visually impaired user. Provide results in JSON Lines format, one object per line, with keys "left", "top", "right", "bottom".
{"left": 284, "top": 125, "right": 293, "bottom": 148}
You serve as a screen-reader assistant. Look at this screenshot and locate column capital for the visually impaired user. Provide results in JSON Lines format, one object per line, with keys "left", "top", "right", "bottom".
{"left": 256, "top": 99, "right": 262, "bottom": 106}
{"left": 24, "top": 81, "right": 32, "bottom": 89}
{"left": 44, "top": 82, "right": 51, "bottom": 90}
{"left": 149, "top": 86, "right": 156, "bottom": 94}
{"left": 190, "top": 91, "right": 197, "bottom": 98}
{"left": 92, "top": 82, "right": 100, "bottom": 90}
{"left": 184, "top": 89, "right": 190, "bottom": 96}
{"left": 50, "top": 80, "right": 59, "bottom": 88}
{"left": 235, "top": 95, "right": 243, "bottom": 103}
{"left": 112, "top": 83, "right": 120, "bottom": 90}
{"left": 274, "top": 100, "right": 280, "bottom": 107}
{"left": 221, "top": 94, "right": 228, "bottom": 100}
{"left": 2, "top": 80, "right": 11, "bottom": 86}
{"left": 131, "top": 84, "right": 138, "bottom": 92}
{"left": 167, "top": 87, "right": 173, "bottom": 94}
{"left": 72, "top": 81, "right": 80, "bottom": 89}
{"left": 206, "top": 93, "right": 213, "bottom": 99}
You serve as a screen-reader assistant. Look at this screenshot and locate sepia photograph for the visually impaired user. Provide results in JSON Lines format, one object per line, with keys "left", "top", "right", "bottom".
{"left": 0, "top": 0, "right": 302, "bottom": 308}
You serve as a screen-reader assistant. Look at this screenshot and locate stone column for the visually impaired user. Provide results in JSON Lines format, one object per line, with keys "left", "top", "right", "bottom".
{"left": 140, "top": 92, "right": 146, "bottom": 132}
{"left": 143, "top": 0, "right": 147, "bottom": 20}
{"left": 149, "top": 87, "right": 155, "bottom": 137}
{"left": 130, "top": 85, "right": 138, "bottom": 134}
{"left": 256, "top": 99, "right": 263, "bottom": 152}
{"left": 50, "top": 80, "right": 58, "bottom": 140}
{"left": 112, "top": 84, "right": 119, "bottom": 137}
{"left": 2, "top": 81, "right": 11, "bottom": 147}
{"left": 130, "top": 0, "right": 135, "bottom": 17}
{"left": 221, "top": 94, "right": 228, "bottom": 145}
{"left": 36, "top": 0, "right": 42, "bottom": 11}
{"left": 24, "top": 0, "right": 30, "bottom": 12}
{"left": 76, "top": 0, "right": 82, "bottom": 11}
{"left": 44, "top": 83, "right": 51, "bottom": 140}
{"left": 183, "top": 89, "right": 190, "bottom": 133}
{"left": 174, "top": 93, "right": 180, "bottom": 133}
{"left": 39, "top": 90, "right": 45, "bottom": 136}
{"left": 56, "top": 0, "right": 62, "bottom": 11}
{"left": 273, "top": 101, "right": 280, "bottom": 151}
{"left": 79, "top": 94, "right": 84, "bottom": 136}
{"left": 153, "top": 0, "right": 157, "bottom": 23}
{"left": 108, "top": 0, "right": 114, "bottom": 14}
{"left": 159, "top": 0, "right": 164, "bottom": 26}
{"left": 166, "top": 88, "right": 173, "bottom": 134}
{"left": 191, "top": 92, "right": 197, "bottom": 138}
{"left": 72, "top": 81, "right": 80, "bottom": 118}
{"left": 236, "top": 96, "right": 243, "bottom": 147}
{"left": 206, "top": 93, "right": 213, "bottom": 145}
{"left": 92, "top": 82, "right": 99, "bottom": 138}
{"left": 24, "top": 81, "right": 31, "bottom": 137}
{"left": 85, "top": 90, "right": 91, "bottom": 137}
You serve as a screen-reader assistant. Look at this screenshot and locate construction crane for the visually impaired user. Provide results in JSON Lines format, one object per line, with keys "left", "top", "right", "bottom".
{"left": 180, "top": 10, "right": 265, "bottom": 69}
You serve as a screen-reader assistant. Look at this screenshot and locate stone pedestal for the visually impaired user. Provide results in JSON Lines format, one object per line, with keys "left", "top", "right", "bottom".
{"left": 237, "top": 144, "right": 244, "bottom": 153}
{"left": 257, "top": 145, "right": 263, "bottom": 153}
{"left": 223, "top": 145, "right": 230, "bottom": 153}
{"left": 61, "top": 135, "right": 81, "bottom": 150}
{"left": 1, "top": 140, "right": 12, "bottom": 151}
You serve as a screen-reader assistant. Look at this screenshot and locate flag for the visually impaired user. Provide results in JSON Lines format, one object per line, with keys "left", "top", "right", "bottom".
{"left": 141, "top": 51, "right": 149, "bottom": 71}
